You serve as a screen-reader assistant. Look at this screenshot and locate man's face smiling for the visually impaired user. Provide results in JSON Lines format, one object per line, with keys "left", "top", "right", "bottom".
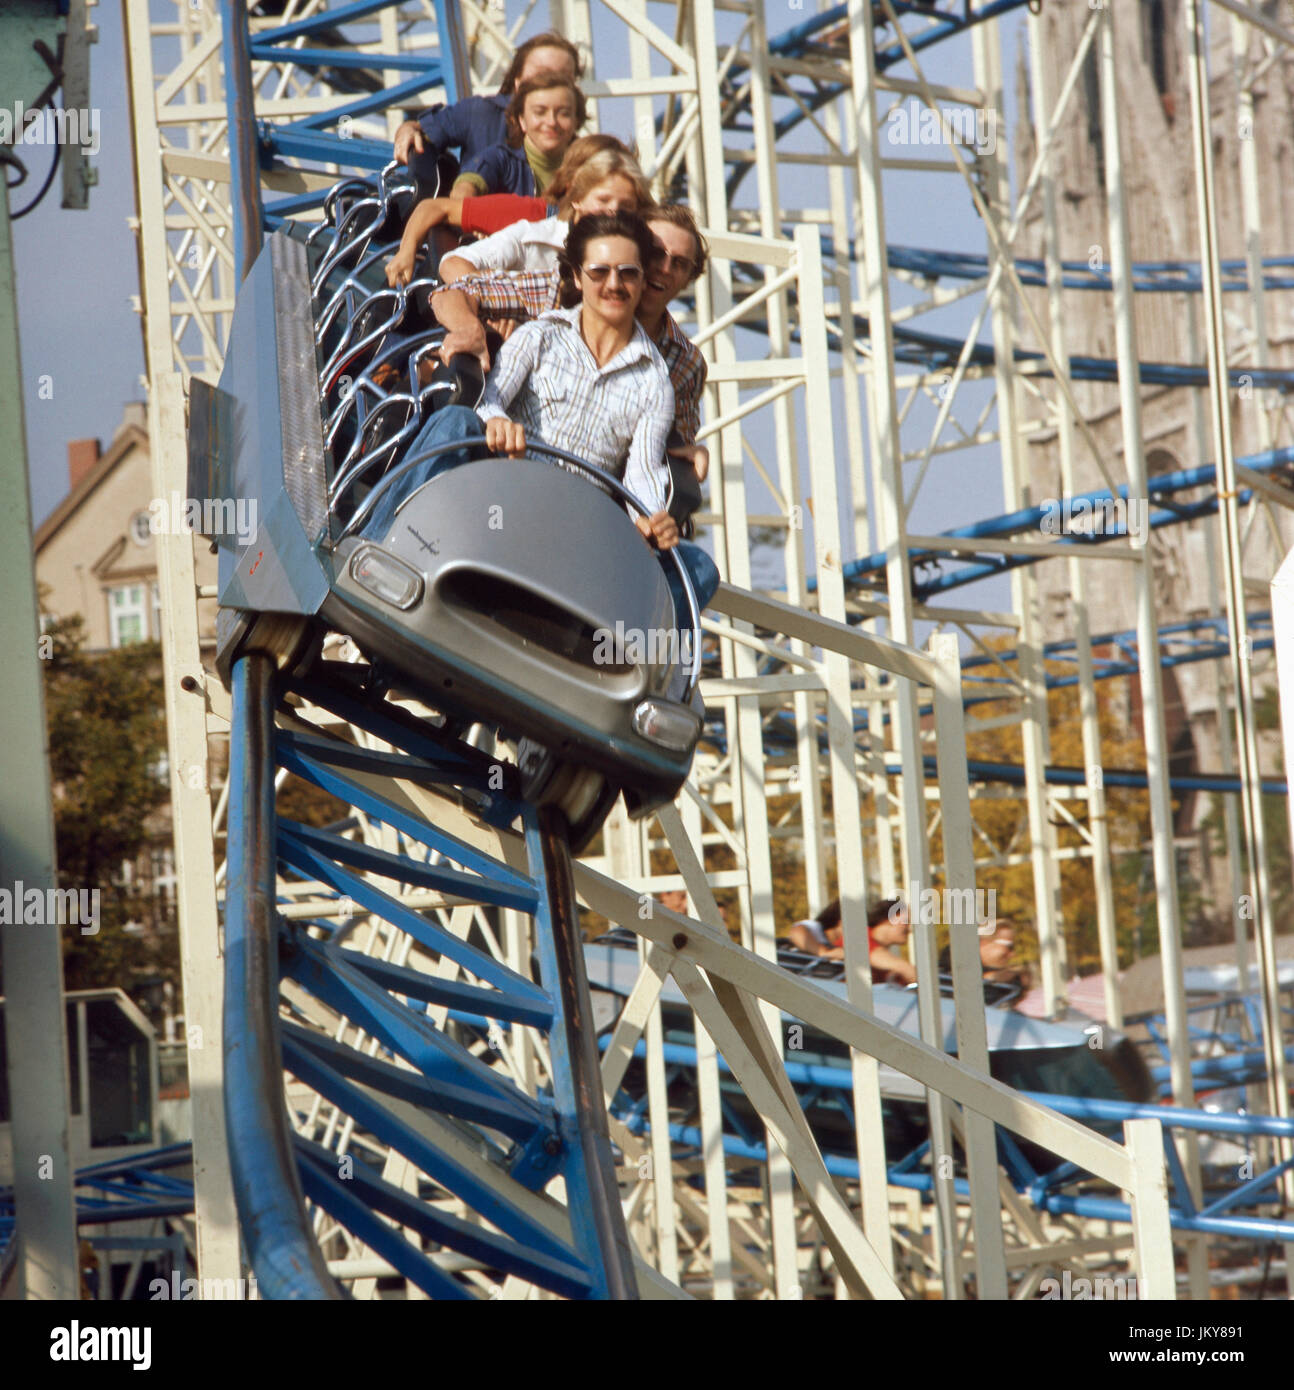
{"left": 580, "top": 235, "right": 644, "bottom": 331}
{"left": 980, "top": 927, "right": 1014, "bottom": 970}
{"left": 640, "top": 220, "right": 696, "bottom": 325}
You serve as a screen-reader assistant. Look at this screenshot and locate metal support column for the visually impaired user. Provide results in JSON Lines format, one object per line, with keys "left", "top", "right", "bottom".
{"left": 1027, "top": 6, "right": 1119, "bottom": 1026}
{"left": 0, "top": 168, "right": 78, "bottom": 1304}
{"left": 123, "top": 0, "right": 242, "bottom": 1288}
{"left": 973, "top": 18, "right": 1065, "bottom": 1019}
{"left": 1183, "top": 0, "right": 1294, "bottom": 1220}
{"left": 1098, "top": 10, "right": 1203, "bottom": 1304}
{"left": 846, "top": 0, "right": 955, "bottom": 1298}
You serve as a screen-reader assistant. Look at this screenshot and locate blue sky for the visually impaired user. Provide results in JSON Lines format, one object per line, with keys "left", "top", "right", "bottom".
{"left": 15, "top": 8, "right": 145, "bottom": 528}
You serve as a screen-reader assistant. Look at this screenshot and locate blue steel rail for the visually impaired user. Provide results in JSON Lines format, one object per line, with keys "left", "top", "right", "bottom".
{"left": 224, "top": 662, "right": 639, "bottom": 1299}
{"left": 602, "top": 1032, "right": 1294, "bottom": 1254}
{"left": 835, "top": 449, "right": 1294, "bottom": 598}
{"left": 0, "top": 1145, "right": 197, "bottom": 1268}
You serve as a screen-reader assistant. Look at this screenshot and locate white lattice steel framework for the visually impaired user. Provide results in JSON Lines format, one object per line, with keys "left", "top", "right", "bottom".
{"left": 116, "top": 0, "right": 1294, "bottom": 1299}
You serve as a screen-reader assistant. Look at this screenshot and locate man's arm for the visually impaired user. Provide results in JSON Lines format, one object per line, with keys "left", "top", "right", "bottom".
{"left": 438, "top": 218, "right": 530, "bottom": 282}
{"left": 869, "top": 945, "right": 917, "bottom": 985}
{"left": 431, "top": 270, "right": 560, "bottom": 368}
{"left": 669, "top": 341, "right": 706, "bottom": 446}
{"left": 478, "top": 320, "right": 542, "bottom": 424}
{"left": 394, "top": 99, "right": 473, "bottom": 165}
{"left": 625, "top": 374, "right": 675, "bottom": 540}
{"left": 386, "top": 197, "right": 465, "bottom": 288}
{"left": 429, "top": 287, "right": 491, "bottom": 369}
{"left": 661, "top": 334, "right": 709, "bottom": 481}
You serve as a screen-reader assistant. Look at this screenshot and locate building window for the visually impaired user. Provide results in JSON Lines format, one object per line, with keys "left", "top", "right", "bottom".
{"left": 1146, "top": 447, "right": 1179, "bottom": 479}
{"left": 151, "top": 845, "right": 176, "bottom": 905}
{"left": 1082, "top": 47, "right": 1106, "bottom": 187}
{"left": 151, "top": 582, "right": 161, "bottom": 641}
{"left": 108, "top": 584, "right": 148, "bottom": 647}
{"left": 1141, "top": 1, "right": 1171, "bottom": 98}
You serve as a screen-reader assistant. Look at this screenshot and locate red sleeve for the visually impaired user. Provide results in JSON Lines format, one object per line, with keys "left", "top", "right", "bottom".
{"left": 460, "top": 193, "right": 550, "bottom": 236}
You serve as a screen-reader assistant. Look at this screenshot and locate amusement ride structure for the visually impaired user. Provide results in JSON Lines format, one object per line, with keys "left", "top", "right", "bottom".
{"left": 7, "top": 0, "right": 1294, "bottom": 1301}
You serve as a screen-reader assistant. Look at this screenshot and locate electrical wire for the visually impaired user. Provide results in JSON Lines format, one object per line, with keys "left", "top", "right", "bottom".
{"left": 8, "top": 100, "right": 63, "bottom": 221}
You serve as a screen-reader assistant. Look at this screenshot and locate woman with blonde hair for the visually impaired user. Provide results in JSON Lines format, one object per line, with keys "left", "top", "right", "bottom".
{"left": 436, "top": 145, "right": 654, "bottom": 281}
{"left": 386, "top": 135, "right": 638, "bottom": 289}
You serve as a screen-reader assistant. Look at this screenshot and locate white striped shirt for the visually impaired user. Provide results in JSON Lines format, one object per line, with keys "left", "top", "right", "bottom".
{"left": 476, "top": 304, "right": 674, "bottom": 514}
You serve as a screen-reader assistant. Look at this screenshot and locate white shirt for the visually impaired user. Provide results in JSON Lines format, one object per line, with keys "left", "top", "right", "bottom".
{"left": 791, "top": 917, "right": 828, "bottom": 948}
{"left": 441, "top": 213, "right": 568, "bottom": 277}
{"left": 476, "top": 304, "right": 674, "bottom": 515}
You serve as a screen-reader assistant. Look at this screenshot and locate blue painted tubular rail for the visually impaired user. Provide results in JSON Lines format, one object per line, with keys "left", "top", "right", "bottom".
{"left": 604, "top": 1034, "right": 1294, "bottom": 1248}
{"left": 0, "top": 1145, "right": 198, "bottom": 1269}
{"left": 222, "top": 660, "right": 639, "bottom": 1299}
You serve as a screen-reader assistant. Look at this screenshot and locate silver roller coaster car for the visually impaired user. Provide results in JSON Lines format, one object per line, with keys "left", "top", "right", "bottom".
{"left": 188, "top": 175, "right": 704, "bottom": 848}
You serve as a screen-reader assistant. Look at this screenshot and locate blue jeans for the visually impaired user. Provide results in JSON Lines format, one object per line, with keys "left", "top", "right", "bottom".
{"left": 366, "top": 404, "right": 720, "bottom": 614}
{"left": 363, "top": 405, "right": 484, "bottom": 540}
{"left": 667, "top": 541, "right": 720, "bottom": 615}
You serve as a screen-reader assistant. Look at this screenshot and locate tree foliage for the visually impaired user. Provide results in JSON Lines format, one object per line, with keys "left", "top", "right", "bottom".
{"left": 39, "top": 614, "right": 175, "bottom": 993}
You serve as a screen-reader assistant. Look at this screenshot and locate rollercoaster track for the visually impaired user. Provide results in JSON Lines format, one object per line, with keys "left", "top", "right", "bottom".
{"left": 719, "top": 0, "right": 1037, "bottom": 199}
{"left": 225, "top": 653, "right": 340, "bottom": 1300}
{"left": 885, "top": 243, "right": 1294, "bottom": 294}
{"left": 829, "top": 449, "right": 1294, "bottom": 596}
{"left": 752, "top": 298, "right": 1294, "bottom": 395}
{"left": 221, "top": 648, "right": 643, "bottom": 1299}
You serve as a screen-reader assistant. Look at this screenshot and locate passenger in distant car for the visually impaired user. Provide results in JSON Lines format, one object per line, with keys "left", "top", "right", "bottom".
{"left": 866, "top": 898, "right": 918, "bottom": 984}
{"left": 392, "top": 31, "right": 582, "bottom": 172}
{"left": 939, "top": 918, "right": 1030, "bottom": 992}
{"left": 786, "top": 900, "right": 846, "bottom": 959}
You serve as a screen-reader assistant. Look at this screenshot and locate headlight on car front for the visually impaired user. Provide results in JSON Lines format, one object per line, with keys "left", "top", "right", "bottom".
{"left": 349, "top": 544, "right": 424, "bottom": 610}
{"left": 633, "top": 699, "right": 699, "bottom": 752}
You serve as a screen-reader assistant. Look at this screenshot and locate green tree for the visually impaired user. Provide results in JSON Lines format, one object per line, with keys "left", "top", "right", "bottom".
{"left": 38, "top": 615, "right": 176, "bottom": 994}
{"left": 1200, "top": 685, "right": 1293, "bottom": 935}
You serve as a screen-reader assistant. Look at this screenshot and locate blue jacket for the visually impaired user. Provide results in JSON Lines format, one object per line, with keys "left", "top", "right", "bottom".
{"left": 416, "top": 94, "right": 509, "bottom": 164}
{"left": 457, "top": 142, "right": 540, "bottom": 197}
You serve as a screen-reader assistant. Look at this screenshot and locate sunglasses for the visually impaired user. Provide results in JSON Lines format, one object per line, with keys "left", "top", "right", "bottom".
{"left": 581, "top": 262, "right": 643, "bottom": 286}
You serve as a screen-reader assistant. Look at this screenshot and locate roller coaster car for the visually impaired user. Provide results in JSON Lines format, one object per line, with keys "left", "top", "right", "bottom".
{"left": 586, "top": 932, "right": 1154, "bottom": 1175}
{"left": 189, "top": 224, "right": 703, "bottom": 850}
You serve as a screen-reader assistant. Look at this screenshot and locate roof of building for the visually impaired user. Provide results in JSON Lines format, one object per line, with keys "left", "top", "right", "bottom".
{"left": 33, "top": 420, "right": 149, "bottom": 556}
